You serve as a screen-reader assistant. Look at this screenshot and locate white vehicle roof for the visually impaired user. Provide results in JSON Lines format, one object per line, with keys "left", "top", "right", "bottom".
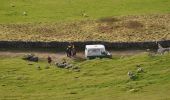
{"left": 85, "top": 44, "right": 105, "bottom": 49}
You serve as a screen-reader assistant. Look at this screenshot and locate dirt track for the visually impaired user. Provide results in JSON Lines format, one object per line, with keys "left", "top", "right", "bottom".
{"left": 0, "top": 50, "right": 147, "bottom": 60}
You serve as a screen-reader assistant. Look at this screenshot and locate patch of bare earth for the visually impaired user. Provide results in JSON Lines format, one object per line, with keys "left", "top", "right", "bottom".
{"left": 0, "top": 14, "right": 170, "bottom": 42}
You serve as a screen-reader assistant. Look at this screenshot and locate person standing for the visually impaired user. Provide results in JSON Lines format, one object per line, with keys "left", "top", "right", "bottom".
{"left": 47, "top": 56, "right": 52, "bottom": 65}
{"left": 72, "top": 44, "right": 76, "bottom": 56}
{"left": 66, "top": 44, "right": 72, "bottom": 57}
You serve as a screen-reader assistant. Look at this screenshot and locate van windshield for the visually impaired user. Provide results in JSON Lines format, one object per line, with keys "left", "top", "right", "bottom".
{"left": 88, "top": 49, "right": 101, "bottom": 55}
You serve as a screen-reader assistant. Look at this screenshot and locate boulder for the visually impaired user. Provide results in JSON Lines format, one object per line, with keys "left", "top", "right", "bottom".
{"left": 56, "top": 62, "right": 80, "bottom": 71}
{"left": 29, "top": 56, "right": 38, "bottom": 62}
{"left": 23, "top": 54, "right": 34, "bottom": 60}
{"left": 23, "top": 54, "right": 39, "bottom": 62}
{"left": 128, "top": 71, "right": 136, "bottom": 80}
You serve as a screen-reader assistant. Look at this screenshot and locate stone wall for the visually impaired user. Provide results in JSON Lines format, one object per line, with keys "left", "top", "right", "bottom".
{"left": 0, "top": 40, "right": 170, "bottom": 51}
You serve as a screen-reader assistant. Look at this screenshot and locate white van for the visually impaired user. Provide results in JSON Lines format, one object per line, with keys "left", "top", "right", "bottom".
{"left": 85, "top": 44, "right": 111, "bottom": 59}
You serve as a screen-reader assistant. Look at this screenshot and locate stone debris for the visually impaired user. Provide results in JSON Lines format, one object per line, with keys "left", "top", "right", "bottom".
{"left": 128, "top": 71, "right": 136, "bottom": 80}
{"left": 157, "top": 43, "right": 170, "bottom": 55}
{"left": 137, "top": 67, "right": 144, "bottom": 73}
{"left": 23, "top": 54, "right": 39, "bottom": 62}
{"left": 55, "top": 61, "right": 80, "bottom": 72}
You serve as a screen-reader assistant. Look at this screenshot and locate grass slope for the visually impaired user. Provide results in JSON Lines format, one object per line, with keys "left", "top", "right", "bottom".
{"left": 0, "top": 53, "right": 170, "bottom": 100}
{"left": 0, "top": 0, "right": 170, "bottom": 23}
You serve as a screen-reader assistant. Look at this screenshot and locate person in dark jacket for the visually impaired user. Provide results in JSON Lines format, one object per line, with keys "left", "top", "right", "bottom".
{"left": 72, "top": 44, "right": 76, "bottom": 56}
{"left": 47, "top": 56, "right": 52, "bottom": 65}
{"left": 66, "top": 45, "right": 72, "bottom": 57}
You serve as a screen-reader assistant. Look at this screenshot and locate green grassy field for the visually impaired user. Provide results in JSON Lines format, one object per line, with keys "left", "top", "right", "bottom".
{"left": 0, "top": 0, "right": 170, "bottom": 23}
{"left": 1, "top": 1, "right": 170, "bottom": 99}
{"left": 0, "top": 53, "right": 170, "bottom": 100}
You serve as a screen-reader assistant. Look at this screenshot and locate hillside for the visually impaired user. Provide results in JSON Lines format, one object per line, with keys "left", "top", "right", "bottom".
{"left": 0, "top": 0, "right": 170, "bottom": 23}
{"left": 0, "top": 53, "right": 170, "bottom": 100}
{"left": 1, "top": 0, "right": 170, "bottom": 42}
{"left": 1, "top": 0, "right": 170, "bottom": 100}
{"left": 0, "top": 14, "right": 170, "bottom": 42}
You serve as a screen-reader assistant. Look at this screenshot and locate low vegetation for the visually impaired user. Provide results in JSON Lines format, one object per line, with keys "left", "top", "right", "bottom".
{"left": 0, "top": 53, "right": 170, "bottom": 100}
{"left": 0, "top": 14, "right": 170, "bottom": 42}
{"left": 1, "top": 0, "right": 170, "bottom": 42}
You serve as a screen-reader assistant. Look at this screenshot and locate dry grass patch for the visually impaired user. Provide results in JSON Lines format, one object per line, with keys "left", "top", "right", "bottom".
{"left": 0, "top": 14, "right": 170, "bottom": 42}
